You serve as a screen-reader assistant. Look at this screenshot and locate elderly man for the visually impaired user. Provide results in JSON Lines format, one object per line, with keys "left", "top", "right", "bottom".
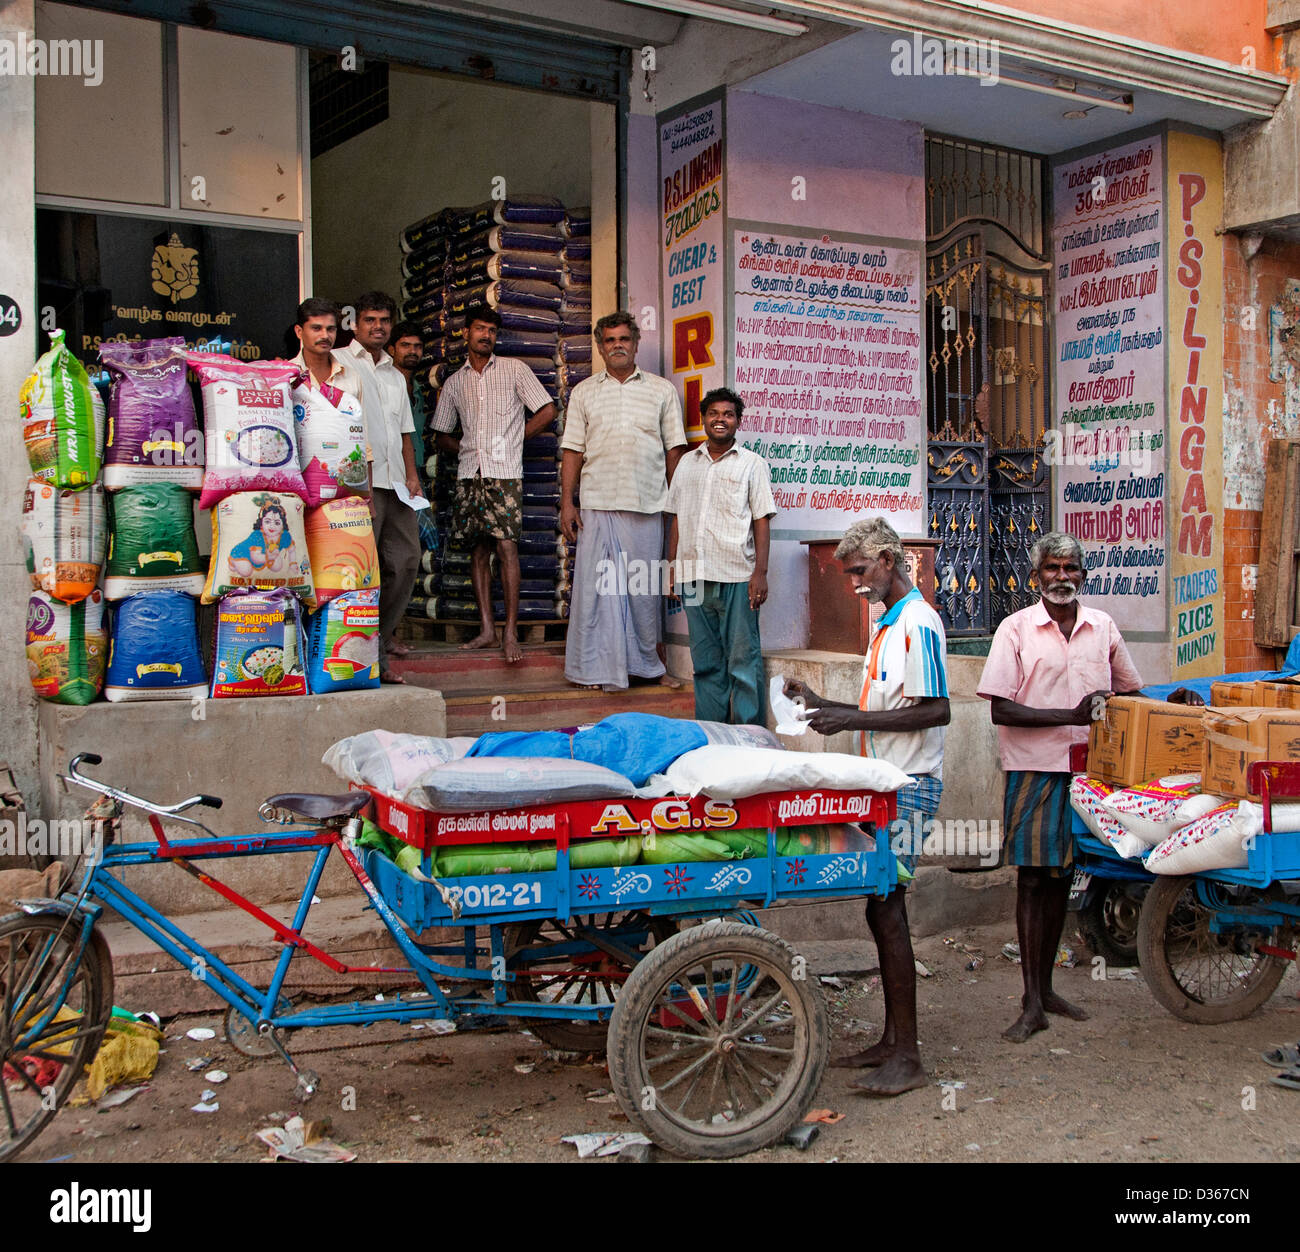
{"left": 977, "top": 531, "right": 1143, "bottom": 1042}
{"left": 561, "top": 311, "right": 687, "bottom": 692}
{"left": 784, "top": 517, "right": 949, "bottom": 1095}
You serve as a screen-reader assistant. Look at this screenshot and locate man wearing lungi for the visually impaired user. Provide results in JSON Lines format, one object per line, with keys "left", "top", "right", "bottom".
{"left": 561, "top": 312, "right": 688, "bottom": 691}
{"left": 977, "top": 531, "right": 1142, "bottom": 1042}
{"left": 783, "top": 517, "right": 949, "bottom": 1095}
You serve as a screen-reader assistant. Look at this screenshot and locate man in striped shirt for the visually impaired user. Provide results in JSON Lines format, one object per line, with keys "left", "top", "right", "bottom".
{"left": 432, "top": 304, "right": 556, "bottom": 663}
{"left": 784, "top": 517, "right": 949, "bottom": 1096}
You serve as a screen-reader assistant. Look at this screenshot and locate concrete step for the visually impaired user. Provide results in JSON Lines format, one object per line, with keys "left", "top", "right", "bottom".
{"left": 389, "top": 642, "right": 568, "bottom": 693}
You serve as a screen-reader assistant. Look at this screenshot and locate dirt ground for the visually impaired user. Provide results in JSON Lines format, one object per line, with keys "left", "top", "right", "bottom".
{"left": 21, "top": 917, "right": 1300, "bottom": 1166}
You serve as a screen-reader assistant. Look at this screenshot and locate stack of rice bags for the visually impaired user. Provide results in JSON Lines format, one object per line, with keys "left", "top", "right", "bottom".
{"left": 402, "top": 195, "right": 568, "bottom": 625}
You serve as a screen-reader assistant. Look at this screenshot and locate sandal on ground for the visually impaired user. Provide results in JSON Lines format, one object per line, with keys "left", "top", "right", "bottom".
{"left": 1269, "top": 1066, "right": 1300, "bottom": 1091}
{"left": 1262, "top": 1044, "right": 1300, "bottom": 1067}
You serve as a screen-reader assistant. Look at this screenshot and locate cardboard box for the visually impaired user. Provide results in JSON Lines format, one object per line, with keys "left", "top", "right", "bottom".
{"left": 1210, "top": 680, "right": 1262, "bottom": 708}
{"left": 1202, "top": 707, "right": 1300, "bottom": 798}
{"left": 1252, "top": 681, "right": 1300, "bottom": 710}
{"left": 1086, "top": 696, "right": 1207, "bottom": 786}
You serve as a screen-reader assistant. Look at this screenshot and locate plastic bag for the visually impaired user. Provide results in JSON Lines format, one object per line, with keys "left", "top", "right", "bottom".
{"left": 293, "top": 381, "right": 368, "bottom": 507}
{"left": 104, "top": 482, "right": 205, "bottom": 599}
{"left": 204, "top": 490, "right": 315, "bottom": 608}
{"left": 22, "top": 479, "right": 106, "bottom": 602}
{"left": 210, "top": 589, "right": 307, "bottom": 697}
{"left": 104, "top": 591, "right": 207, "bottom": 702}
{"left": 306, "top": 589, "right": 381, "bottom": 693}
{"left": 323, "top": 730, "right": 477, "bottom": 794}
{"left": 304, "top": 495, "right": 379, "bottom": 603}
{"left": 26, "top": 590, "right": 106, "bottom": 705}
{"left": 21, "top": 329, "right": 104, "bottom": 487}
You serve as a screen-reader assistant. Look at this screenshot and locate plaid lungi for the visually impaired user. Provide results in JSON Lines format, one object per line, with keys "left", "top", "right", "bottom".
{"left": 1001, "top": 770, "right": 1072, "bottom": 874}
{"left": 452, "top": 474, "right": 522, "bottom": 545}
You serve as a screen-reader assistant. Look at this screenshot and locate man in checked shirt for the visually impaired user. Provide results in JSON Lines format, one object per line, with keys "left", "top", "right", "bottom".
{"left": 432, "top": 304, "right": 557, "bottom": 662}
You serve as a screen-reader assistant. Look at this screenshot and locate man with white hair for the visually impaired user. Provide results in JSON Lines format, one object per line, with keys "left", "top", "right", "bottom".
{"left": 977, "top": 530, "right": 1143, "bottom": 1042}
{"left": 784, "top": 517, "right": 949, "bottom": 1096}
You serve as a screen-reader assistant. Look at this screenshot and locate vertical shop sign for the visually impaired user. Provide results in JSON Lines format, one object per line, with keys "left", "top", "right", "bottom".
{"left": 659, "top": 94, "right": 725, "bottom": 441}
{"left": 731, "top": 228, "right": 924, "bottom": 536}
{"left": 1166, "top": 131, "right": 1225, "bottom": 679}
{"left": 1052, "top": 136, "right": 1167, "bottom": 634}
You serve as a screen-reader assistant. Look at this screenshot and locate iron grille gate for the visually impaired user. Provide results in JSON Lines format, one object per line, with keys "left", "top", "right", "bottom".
{"left": 925, "top": 137, "right": 1052, "bottom": 637}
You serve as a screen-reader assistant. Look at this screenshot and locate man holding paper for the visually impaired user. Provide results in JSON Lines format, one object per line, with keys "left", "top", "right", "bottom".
{"left": 782, "top": 517, "right": 949, "bottom": 1096}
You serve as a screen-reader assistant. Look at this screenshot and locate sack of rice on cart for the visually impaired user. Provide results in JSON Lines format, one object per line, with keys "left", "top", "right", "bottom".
{"left": 323, "top": 730, "right": 477, "bottom": 796}
{"left": 203, "top": 491, "right": 315, "bottom": 608}
{"left": 1099, "top": 777, "right": 1224, "bottom": 857}
{"left": 100, "top": 337, "right": 202, "bottom": 490}
{"left": 306, "top": 589, "right": 381, "bottom": 693}
{"left": 432, "top": 837, "right": 641, "bottom": 877}
{"left": 188, "top": 355, "right": 306, "bottom": 509}
{"left": 1144, "top": 802, "right": 1245, "bottom": 875}
{"left": 26, "top": 590, "right": 107, "bottom": 705}
{"left": 21, "top": 478, "right": 107, "bottom": 602}
{"left": 104, "top": 482, "right": 205, "bottom": 599}
{"left": 104, "top": 591, "right": 207, "bottom": 702}
{"left": 1069, "top": 775, "right": 1136, "bottom": 857}
{"left": 20, "top": 329, "right": 104, "bottom": 488}
{"left": 210, "top": 588, "right": 307, "bottom": 697}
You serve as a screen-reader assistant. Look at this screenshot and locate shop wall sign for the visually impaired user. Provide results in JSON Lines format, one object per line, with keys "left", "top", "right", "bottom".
{"left": 37, "top": 210, "right": 301, "bottom": 364}
{"left": 658, "top": 93, "right": 725, "bottom": 442}
{"left": 1051, "top": 135, "right": 1168, "bottom": 636}
{"left": 730, "top": 225, "right": 925, "bottom": 537}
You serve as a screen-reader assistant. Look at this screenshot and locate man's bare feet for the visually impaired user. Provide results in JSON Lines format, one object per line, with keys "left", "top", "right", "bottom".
{"left": 502, "top": 631, "right": 523, "bottom": 664}
{"left": 380, "top": 669, "right": 406, "bottom": 685}
{"left": 459, "top": 630, "right": 497, "bottom": 651}
{"left": 1043, "top": 992, "right": 1089, "bottom": 1020}
{"left": 1002, "top": 1008, "right": 1049, "bottom": 1042}
{"left": 657, "top": 673, "right": 684, "bottom": 689}
{"left": 830, "top": 1041, "right": 894, "bottom": 1069}
{"left": 849, "top": 1054, "right": 928, "bottom": 1096}
{"left": 387, "top": 639, "right": 411, "bottom": 657}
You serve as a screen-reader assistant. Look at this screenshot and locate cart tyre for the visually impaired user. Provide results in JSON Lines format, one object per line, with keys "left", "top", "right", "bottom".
{"left": 0, "top": 913, "right": 113, "bottom": 1163}
{"left": 608, "top": 921, "right": 827, "bottom": 1159}
{"left": 1136, "top": 876, "right": 1292, "bottom": 1024}
{"left": 1077, "top": 882, "right": 1144, "bottom": 968}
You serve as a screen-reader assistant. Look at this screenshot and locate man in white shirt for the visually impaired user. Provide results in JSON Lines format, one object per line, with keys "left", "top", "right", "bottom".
{"left": 560, "top": 312, "right": 687, "bottom": 691}
{"left": 432, "top": 304, "right": 557, "bottom": 663}
{"left": 665, "top": 387, "right": 775, "bottom": 724}
{"left": 291, "top": 297, "right": 358, "bottom": 402}
{"left": 334, "top": 291, "right": 422, "bottom": 682}
{"left": 784, "top": 517, "right": 950, "bottom": 1096}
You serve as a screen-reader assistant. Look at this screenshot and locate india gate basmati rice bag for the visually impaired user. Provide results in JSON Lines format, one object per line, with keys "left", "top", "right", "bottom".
{"left": 22, "top": 479, "right": 107, "bottom": 602}
{"left": 26, "top": 590, "right": 107, "bottom": 705}
{"left": 104, "top": 591, "right": 208, "bottom": 702}
{"left": 100, "top": 337, "right": 202, "bottom": 490}
{"left": 210, "top": 590, "right": 308, "bottom": 698}
{"left": 293, "top": 381, "right": 368, "bottom": 507}
{"left": 104, "top": 483, "right": 206, "bottom": 599}
{"left": 306, "top": 589, "right": 381, "bottom": 693}
{"left": 304, "top": 496, "right": 379, "bottom": 604}
{"left": 203, "top": 491, "right": 316, "bottom": 608}
{"left": 188, "top": 355, "right": 306, "bottom": 509}
{"left": 20, "top": 329, "right": 104, "bottom": 487}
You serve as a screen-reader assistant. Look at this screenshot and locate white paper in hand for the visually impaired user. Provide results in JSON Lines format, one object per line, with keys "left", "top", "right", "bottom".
{"left": 770, "top": 674, "right": 818, "bottom": 736}
{"left": 394, "top": 481, "right": 431, "bottom": 510}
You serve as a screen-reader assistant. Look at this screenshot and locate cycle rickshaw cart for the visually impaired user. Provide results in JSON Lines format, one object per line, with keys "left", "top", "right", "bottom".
{"left": 0, "top": 753, "right": 897, "bottom": 1161}
{"left": 1070, "top": 750, "right": 1300, "bottom": 1024}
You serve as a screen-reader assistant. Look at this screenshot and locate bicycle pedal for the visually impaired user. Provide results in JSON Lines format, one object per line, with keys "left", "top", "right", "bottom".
{"left": 295, "top": 1070, "right": 320, "bottom": 1102}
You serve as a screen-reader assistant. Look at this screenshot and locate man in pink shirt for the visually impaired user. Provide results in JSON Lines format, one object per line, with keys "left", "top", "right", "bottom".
{"left": 977, "top": 531, "right": 1143, "bottom": 1042}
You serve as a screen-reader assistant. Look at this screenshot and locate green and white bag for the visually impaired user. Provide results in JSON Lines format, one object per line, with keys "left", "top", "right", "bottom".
{"left": 20, "top": 329, "right": 105, "bottom": 487}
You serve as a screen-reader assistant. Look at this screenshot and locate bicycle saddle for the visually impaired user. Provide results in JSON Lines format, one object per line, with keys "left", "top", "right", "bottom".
{"left": 263, "top": 792, "right": 371, "bottom": 822}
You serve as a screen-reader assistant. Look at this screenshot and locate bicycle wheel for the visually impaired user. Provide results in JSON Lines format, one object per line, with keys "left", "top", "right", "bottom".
{"left": 1137, "top": 877, "right": 1293, "bottom": 1024}
{"left": 0, "top": 912, "right": 113, "bottom": 1162}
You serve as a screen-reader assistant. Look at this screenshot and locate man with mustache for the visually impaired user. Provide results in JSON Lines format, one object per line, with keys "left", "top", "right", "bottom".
{"left": 977, "top": 531, "right": 1143, "bottom": 1042}
{"left": 783, "top": 517, "right": 949, "bottom": 1095}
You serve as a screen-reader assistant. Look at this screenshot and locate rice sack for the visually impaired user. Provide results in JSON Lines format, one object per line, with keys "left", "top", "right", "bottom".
{"left": 104, "top": 483, "right": 205, "bottom": 599}
{"left": 293, "top": 381, "right": 368, "bottom": 507}
{"left": 22, "top": 479, "right": 106, "bottom": 602}
{"left": 306, "top": 589, "right": 381, "bottom": 693}
{"left": 26, "top": 590, "right": 107, "bottom": 705}
{"left": 203, "top": 491, "right": 315, "bottom": 608}
{"left": 210, "top": 589, "right": 307, "bottom": 697}
{"left": 188, "top": 355, "right": 306, "bottom": 509}
{"left": 21, "top": 329, "right": 104, "bottom": 487}
{"left": 304, "top": 496, "right": 379, "bottom": 603}
{"left": 104, "top": 591, "right": 207, "bottom": 702}
{"left": 100, "top": 338, "right": 202, "bottom": 490}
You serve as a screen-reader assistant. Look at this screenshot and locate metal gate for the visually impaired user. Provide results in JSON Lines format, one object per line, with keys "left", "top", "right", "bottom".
{"left": 925, "top": 137, "right": 1052, "bottom": 636}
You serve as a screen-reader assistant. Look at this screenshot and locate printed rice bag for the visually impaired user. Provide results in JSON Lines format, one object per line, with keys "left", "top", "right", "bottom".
{"left": 99, "top": 338, "right": 202, "bottom": 490}
{"left": 293, "top": 382, "right": 368, "bottom": 507}
{"left": 210, "top": 589, "right": 307, "bottom": 697}
{"left": 104, "top": 483, "right": 206, "bottom": 599}
{"left": 1145, "top": 803, "right": 1245, "bottom": 875}
{"left": 203, "top": 491, "right": 315, "bottom": 608}
{"left": 306, "top": 589, "right": 381, "bottom": 693}
{"left": 323, "top": 730, "right": 477, "bottom": 795}
{"left": 1100, "top": 780, "right": 1225, "bottom": 848}
{"left": 20, "top": 330, "right": 104, "bottom": 487}
{"left": 26, "top": 590, "right": 107, "bottom": 705}
{"left": 103, "top": 591, "right": 207, "bottom": 702}
{"left": 22, "top": 479, "right": 107, "bottom": 602}
{"left": 304, "top": 496, "right": 379, "bottom": 604}
{"left": 1069, "top": 775, "right": 1143, "bottom": 857}
{"left": 188, "top": 355, "right": 306, "bottom": 509}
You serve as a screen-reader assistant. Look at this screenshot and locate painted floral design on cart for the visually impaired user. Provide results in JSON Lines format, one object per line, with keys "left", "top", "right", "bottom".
{"left": 785, "top": 857, "right": 807, "bottom": 886}
{"left": 576, "top": 873, "right": 601, "bottom": 901}
{"left": 663, "top": 865, "right": 693, "bottom": 896}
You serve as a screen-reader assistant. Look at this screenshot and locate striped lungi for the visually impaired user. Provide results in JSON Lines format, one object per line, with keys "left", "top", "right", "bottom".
{"left": 1001, "top": 770, "right": 1072, "bottom": 874}
{"left": 890, "top": 773, "right": 944, "bottom": 878}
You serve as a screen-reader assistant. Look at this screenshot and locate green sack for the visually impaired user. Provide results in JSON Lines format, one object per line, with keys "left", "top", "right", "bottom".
{"left": 104, "top": 483, "right": 206, "bottom": 599}
{"left": 395, "top": 842, "right": 424, "bottom": 876}
{"left": 639, "top": 832, "right": 732, "bottom": 864}
{"left": 569, "top": 837, "right": 641, "bottom": 869}
{"left": 434, "top": 836, "right": 642, "bottom": 878}
{"left": 21, "top": 329, "right": 104, "bottom": 488}
{"left": 357, "top": 817, "right": 400, "bottom": 861}
{"left": 710, "top": 827, "right": 770, "bottom": 858}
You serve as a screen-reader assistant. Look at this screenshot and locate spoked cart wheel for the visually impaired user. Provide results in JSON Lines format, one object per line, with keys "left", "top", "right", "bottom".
{"left": 1136, "top": 877, "right": 1295, "bottom": 1024}
{"left": 0, "top": 913, "right": 114, "bottom": 1162}
{"left": 503, "top": 912, "right": 677, "bottom": 1053}
{"left": 607, "top": 921, "right": 828, "bottom": 1159}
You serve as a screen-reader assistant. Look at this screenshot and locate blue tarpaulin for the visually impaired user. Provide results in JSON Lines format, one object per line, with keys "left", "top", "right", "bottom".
{"left": 1140, "top": 635, "right": 1300, "bottom": 704}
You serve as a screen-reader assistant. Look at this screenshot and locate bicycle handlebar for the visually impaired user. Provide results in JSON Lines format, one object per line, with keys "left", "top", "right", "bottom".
{"left": 63, "top": 754, "right": 223, "bottom": 838}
